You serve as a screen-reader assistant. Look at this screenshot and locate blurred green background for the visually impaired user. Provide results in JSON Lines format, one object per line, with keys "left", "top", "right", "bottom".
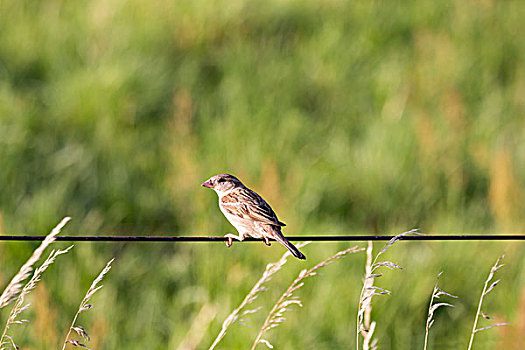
{"left": 1, "top": 0, "right": 524, "bottom": 349}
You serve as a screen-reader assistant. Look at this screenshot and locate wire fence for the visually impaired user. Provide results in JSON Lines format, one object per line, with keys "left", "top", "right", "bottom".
{"left": 1, "top": 234, "right": 525, "bottom": 242}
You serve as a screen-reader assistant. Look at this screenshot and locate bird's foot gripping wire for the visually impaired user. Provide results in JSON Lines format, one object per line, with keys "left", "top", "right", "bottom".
{"left": 224, "top": 233, "right": 243, "bottom": 247}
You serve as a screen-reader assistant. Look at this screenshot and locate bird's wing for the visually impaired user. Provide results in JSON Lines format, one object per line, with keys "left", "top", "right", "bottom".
{"left": 221, "top": 188, "right": 286, "bottom": 227}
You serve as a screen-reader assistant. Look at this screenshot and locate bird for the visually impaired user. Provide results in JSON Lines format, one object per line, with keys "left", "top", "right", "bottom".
{"left": 201, "top": 173, "right": 306, "bottom": 260}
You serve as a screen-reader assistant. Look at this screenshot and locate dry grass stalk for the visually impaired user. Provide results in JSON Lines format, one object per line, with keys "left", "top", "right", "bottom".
{"left": 252, "top": 246, "right": 364, "bottom": 350}
{"left": 362, "top": 320, "right": 376, "bottom": 350}
{"left": 356, "top": 229, "right": 419, "bottom": 349}
{"left": 208, "top": 242, "right": 310, "bottom": 350}
{"left": 0, "top": 245, "right": 73, "bottom": 349}
{"left": 177, "top": 304, "right": 217, "bottom": 350}
{"left": 360, "top": 241, "right": 377, "bottom": 350}
{"left": 467, "top": 254, "right": 508, "bottom": 350}
{"left": 423, "top": 272, "right": 457, "bottom": 350}
{"left": 61, "top": 258, "right": 115, "bottom": 350}
{"left": 0, "top": 217, "right": 71, "bottom": 309}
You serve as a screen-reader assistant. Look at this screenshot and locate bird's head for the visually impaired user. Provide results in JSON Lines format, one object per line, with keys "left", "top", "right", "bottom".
{"left": 201, "top": 174, "right": 244, "bottom": 195}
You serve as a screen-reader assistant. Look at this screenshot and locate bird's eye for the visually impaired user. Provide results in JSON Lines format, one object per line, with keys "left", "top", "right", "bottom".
{"left": 218, "top": 178, "right": 225, "bottom": 183}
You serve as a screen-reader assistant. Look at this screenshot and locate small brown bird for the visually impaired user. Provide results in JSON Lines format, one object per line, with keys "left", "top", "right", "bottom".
{"left": 201, "top": 174, "right": 306, "bottom": 260}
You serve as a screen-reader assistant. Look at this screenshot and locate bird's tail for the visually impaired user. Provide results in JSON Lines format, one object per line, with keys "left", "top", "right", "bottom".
{"left": 273, "top": 232, "right": 306, "bottom": 260}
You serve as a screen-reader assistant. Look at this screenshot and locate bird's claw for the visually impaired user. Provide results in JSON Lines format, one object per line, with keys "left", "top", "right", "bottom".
{"left": 264, "top": 237, "right": 271, "bottom": 246}
{"left": 224, "top": 233, "right": 238, "bottom": 247}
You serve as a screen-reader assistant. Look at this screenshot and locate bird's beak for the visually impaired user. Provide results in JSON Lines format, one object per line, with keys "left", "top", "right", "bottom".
{"left": 201, "top": 179, "right": 214, "bottom": 188}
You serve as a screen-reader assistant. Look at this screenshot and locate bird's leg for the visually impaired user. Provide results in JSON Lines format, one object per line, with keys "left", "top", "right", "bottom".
{"left": 263, "top": 237, "right": 271, "bottom": 246}
{"left": 224, "top": 233, "right": 244, "bottom": 247}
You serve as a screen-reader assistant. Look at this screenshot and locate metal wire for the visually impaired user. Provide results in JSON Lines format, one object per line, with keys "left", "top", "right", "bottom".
{"left": 1, "top": 234, "right": 525, "bottom": 242}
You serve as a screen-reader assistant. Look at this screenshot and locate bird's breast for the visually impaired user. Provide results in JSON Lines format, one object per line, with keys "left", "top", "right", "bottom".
{"left": 219, "top": 203, "right": 252, "bottom": 230}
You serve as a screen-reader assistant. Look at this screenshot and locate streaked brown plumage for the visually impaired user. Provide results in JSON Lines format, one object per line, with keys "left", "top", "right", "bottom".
{"left": 201, "top": 174, "right": 306, "bottom": 260}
